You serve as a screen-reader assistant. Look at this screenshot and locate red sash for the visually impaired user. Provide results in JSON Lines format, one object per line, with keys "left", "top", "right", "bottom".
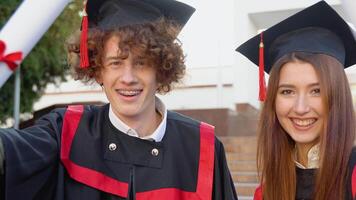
{"left": 60, "top": 105, "right": 215, "bottom": 199}
{"left": 352, "top": 165, "right": 356, "bottom": 199}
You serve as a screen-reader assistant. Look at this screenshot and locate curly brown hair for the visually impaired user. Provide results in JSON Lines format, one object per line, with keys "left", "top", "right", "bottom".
{"left": 66, "top": 19, "right": 186, "bottom": 93}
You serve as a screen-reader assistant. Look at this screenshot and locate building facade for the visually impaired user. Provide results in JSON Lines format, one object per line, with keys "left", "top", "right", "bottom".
{"left": 34, "top": 0, "right": 356, "bottom": 116}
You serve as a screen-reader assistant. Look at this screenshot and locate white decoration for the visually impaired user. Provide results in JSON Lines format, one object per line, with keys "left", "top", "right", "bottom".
{"left": 0, "top": 0, "right": 70, "bottom": 87}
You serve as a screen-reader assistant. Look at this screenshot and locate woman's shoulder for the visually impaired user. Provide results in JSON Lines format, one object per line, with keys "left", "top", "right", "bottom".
{"left": 347, "top": 147, "right": 356, "bottom": 200}
{"left": 349, "top": 147, "right": 356, "bottom": 169}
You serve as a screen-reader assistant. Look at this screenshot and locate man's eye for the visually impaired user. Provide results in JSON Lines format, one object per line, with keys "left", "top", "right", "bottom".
{"left": 108, "top": 61, "right": 123, "bottom": 69}
{"left": 135, "top": 60, "right": 146, "bottom": 66}
{"left": 111, "top": 61, "right": 122, "bottom": 66}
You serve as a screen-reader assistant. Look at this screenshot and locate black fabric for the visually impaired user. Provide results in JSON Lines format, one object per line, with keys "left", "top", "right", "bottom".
{"left": 0, "top": 168, "right": 4, "bottom": 199}
{"left": 269, "top": 27, "right": 345, "bottom": 67}
{"left": 295, "top": 147, "right": 356, "bottom": 200}
{"left": 236, "top": 1, "right": 356, "bottom": 73}
{"left": 346, "top": 148, "right": 356, "bottom": 200}
{"left": 213, "top": 139, "right": 238, "bottom": 199}
{"left": 295, "top": 168, "right": 316, "bottom": 200}
{"left": 0, "top": 104, "right": 238, "bottom": 200}
{"left": 0, "top": 109, "right": 63, "bottom": 200}
{"left": 87, "top": 0, "right": 195, "bottom": 31}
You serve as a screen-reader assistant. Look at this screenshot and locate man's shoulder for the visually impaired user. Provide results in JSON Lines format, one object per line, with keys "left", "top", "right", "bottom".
{"left": 166, "top": 110, "right": 214, "bottom": 132}
{"left": 45, "top": 104, "right": 108, "bottom": 126}
{"left": 69, "top": 104, "right": 109, "bottom": 123}
{"left": 166, "top": 110, "right": 201, "bottom": 127}
{"left": 65, "top": 104, "right": 108, "bottom": 115}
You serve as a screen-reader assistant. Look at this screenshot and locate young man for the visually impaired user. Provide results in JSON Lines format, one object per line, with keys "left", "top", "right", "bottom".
{"left": 0, "top": 0, "right": 238, "bottom": 199}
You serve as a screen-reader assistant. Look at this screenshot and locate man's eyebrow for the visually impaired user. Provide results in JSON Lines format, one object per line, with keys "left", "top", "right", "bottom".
{"left": 103, "top": 56, "right": 121, "bottom": 61}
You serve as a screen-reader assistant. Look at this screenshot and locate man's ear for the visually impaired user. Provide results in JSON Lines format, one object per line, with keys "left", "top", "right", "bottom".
{"left": 95, "top": 75, "right": 103, "bottom": 86}
{"left": 156, "top": 82, "right": 162, "bottom": 91}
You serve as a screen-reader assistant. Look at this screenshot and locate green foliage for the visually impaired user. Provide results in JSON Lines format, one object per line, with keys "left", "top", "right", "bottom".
{"left": 0, "top": 0, "right": 82, "bottom": 123}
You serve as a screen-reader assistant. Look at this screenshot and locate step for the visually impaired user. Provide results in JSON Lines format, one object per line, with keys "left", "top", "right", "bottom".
{"left": 238, "top": 196, "right": 254, "bottom": 200}
{"left": 225, "top": 152, "right": 256, "bottom": 162}
{"left": 231, "top": 171, "right": 259, "bottom": 183}
{"left": 224, "top": 144, "right": 257, "bottom": 154}
{"left": 228, "top": 160, "right": 257, "bottom": 172}
{"left": 219, "top": 136, "right": 257, "bottom": 153}
{"left": 218, "top": 136, "right": 257, "bottom": 145}
{"left": 235, "top": 182, "right": 259, "bottom": 197}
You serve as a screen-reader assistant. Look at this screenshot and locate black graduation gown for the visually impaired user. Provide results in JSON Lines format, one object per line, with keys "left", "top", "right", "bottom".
{"left": 295, "top": 147, "right": 356, "bottom": 200}
{"left": 0, "top": 104, "right": 238, "bottom": 200}
{"left": 254, "top": 148, "right": 356, "bottom": 200}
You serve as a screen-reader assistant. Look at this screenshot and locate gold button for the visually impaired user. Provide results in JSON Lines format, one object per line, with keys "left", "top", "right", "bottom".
{"left": 151, "top": 148, "right": 159, "bottom": 156}
{"left": 108, "top": 143, "right": 117, "bottom": 151}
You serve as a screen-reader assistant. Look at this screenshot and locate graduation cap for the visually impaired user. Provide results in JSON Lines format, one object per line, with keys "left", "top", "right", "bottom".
{"left": 80, "top": 0, "right": 195, "bottom": 68}
{"left": 235, "top": 1, "right": 356, "bottom": 101}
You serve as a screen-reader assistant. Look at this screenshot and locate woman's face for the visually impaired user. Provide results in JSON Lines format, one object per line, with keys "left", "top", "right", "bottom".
{"left": 275, "top": 61, "right": 325, "bottom": 150}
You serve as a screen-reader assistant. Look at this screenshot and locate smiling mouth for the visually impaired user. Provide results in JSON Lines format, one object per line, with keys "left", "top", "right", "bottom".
{"left": 116, "top": 89, "right": 142, "bottom": 97}
{"left": 291, "top": 118, "right": 317, "bottom": 127}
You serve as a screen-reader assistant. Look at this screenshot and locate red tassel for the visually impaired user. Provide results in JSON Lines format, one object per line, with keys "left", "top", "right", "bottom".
{"left": 80, "top": 1, "right": 89, "bottom": 68}
{"left": 258, "top": 32, "right": 266, "bottom": 101}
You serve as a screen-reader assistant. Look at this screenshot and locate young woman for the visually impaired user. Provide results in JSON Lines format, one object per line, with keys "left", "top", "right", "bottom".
{"left": 236, "top": 1, "right": 356, "bottom": 200}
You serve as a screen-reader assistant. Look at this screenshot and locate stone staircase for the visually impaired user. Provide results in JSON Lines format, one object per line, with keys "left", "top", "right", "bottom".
{"left": 219, "top": 136, "right": 259, "bottom": 200}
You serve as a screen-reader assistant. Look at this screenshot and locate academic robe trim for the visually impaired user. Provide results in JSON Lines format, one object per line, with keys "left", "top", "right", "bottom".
{"left": 253, "top": 185, "right": 262, "bottom": 200}
{"left": 135, "top": 122, "right": 215, "bottom": 200}
{"left": 61, "top": 105, "right": 215, "bottom": 199}
{"left": 60, "top": 105, "right": 129, "bottom": 197}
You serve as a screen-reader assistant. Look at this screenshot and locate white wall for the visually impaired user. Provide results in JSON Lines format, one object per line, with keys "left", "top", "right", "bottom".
{"left": 35, "top": 0, "right": 356, "bottom": 111}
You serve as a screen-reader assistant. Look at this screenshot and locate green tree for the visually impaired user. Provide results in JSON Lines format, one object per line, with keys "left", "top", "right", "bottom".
{"left": 0, "top": 0, "right": 81, "bottom": 124}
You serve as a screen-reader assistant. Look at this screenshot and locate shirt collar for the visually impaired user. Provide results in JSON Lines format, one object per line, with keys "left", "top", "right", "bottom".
{"left": 294, "top": 143, "right": 320, "bottom": 169}
{"left": 108, "top": 96, "right": 167, "bottom": 142}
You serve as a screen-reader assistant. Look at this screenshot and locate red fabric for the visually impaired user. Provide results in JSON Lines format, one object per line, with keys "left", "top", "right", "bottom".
{"left": 61, "top": 105, "right": 215, "bottom": 199}
{"left": 0, "top": 40, "right": 22, "bottom": 71}
{"left": 352, "top": 165, "right": 356, "bottom": 199}
{"left": 136, "top": 188, "right": 197, "bottom": 200}
{"left": 253, "top": 185, "right": 262, "bottom": 200}
{"left": 258, "top": 32, "right": 266, "bottom": 101}
{"left": 136, "top": 122, "right": 215, "bottom": 200}
{"left": 196, "top": 122, "right": 215, "bottom": 199}
{"left": 60, "top": 105, "right": 129, "bottom": 198}
{"left": 80, "top": 4, "right": 89, "bottom": 68}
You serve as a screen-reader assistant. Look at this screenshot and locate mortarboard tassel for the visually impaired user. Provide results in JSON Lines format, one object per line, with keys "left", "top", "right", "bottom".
{"left": 80, "top": 0, "right": 89, "bottom": 68}
{"left": 259, "top": 32, "right": 266, "bottom": 101}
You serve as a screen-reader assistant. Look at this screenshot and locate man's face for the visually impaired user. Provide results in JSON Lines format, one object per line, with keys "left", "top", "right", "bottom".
{"left": 98, "top": 35, "right": 158, "bottom": 124}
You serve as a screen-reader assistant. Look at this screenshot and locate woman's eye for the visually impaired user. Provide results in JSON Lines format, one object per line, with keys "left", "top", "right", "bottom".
{"left": 280, "top": 89, "right": 293, "bottom": 95}
{"left": 311, "top": 88, "right": 321, "bottom": 95}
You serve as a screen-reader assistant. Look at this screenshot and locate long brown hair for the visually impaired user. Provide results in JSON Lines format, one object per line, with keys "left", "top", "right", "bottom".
{"left": 257, "top": 52, "right": 356, "bottom": 200}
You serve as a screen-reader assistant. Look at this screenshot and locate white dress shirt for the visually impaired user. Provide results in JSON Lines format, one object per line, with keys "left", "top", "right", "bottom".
{"left": 108, "top": 96, "right": 167, "bottom": 142}
{"left": 294, "top": 144, "right": 320, "bottom": 169}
